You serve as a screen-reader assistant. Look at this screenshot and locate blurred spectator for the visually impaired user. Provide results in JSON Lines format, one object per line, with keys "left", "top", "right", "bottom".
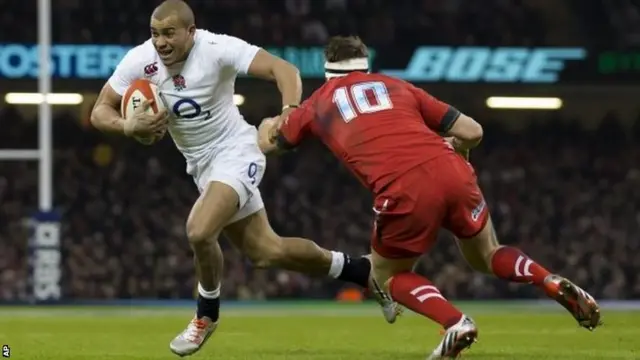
{"left": 1, "top": 107, "right": 639, "bottom": 301}
{"left": 601, "top": 0, "right": 640, "bottom": 47}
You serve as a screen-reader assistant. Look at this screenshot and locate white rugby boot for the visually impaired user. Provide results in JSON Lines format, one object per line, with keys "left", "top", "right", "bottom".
{"left": 169, "top": 315, "right": 217, "bottom": 357}
{"left": 368, "top": 275, "right": 403, "bottom": 324}
{"left": 363, "top": 255, "right": 403, "bottom": 324}
{"left": 426, "top": 315, "right": 478, "bottom": 359}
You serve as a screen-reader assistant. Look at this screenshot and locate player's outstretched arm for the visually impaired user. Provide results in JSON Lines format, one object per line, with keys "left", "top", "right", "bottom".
{"left": 246, "top": 50, "right": 303, "bottom": 121}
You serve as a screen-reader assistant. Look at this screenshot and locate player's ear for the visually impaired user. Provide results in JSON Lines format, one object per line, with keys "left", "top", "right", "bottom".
{"left": 187, "top": 24, "right": 196, "bottom": 36}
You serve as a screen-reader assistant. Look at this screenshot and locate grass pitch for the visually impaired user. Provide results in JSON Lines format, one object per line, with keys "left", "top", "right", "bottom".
{"left": 0, "top": 302, "right": 638, "bottom": 359}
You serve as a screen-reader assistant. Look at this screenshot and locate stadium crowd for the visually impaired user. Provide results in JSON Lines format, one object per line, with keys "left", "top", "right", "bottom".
{"left": 8, "top": 0, "right": 639, "bottom": 47}
{"left": 10, "top": 0, "right": 546, "bottom": 46}
{"left": 1, "top": 106, "right": 639, "bottom": 301}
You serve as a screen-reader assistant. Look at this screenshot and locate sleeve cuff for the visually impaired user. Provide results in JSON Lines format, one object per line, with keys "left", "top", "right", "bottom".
{"left": 439, "top": 106, "right": 461, "bottom": 134}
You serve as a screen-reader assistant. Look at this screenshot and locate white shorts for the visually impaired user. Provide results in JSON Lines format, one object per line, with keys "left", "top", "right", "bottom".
{"left": 193, "top": 141, "right": 266, "bottom": 224}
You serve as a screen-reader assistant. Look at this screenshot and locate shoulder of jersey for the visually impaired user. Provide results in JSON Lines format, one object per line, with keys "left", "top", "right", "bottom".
{"left": 121, "top": 40, "right": 158, "bottom": 75}
{"left": 198, "top": 29, "right": 237, "bottom": 48}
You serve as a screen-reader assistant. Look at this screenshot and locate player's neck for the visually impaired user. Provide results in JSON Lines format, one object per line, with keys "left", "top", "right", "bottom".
{"left": 178, "top": 39, "right": 195, "bottom": 63}
{"left": 167, "top": 39, "right": 195, "bottom": 70}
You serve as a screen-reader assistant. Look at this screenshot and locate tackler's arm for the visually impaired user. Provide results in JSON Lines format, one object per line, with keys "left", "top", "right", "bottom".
{"left": 443, "top": 113, "right": 483, "bottom": 160}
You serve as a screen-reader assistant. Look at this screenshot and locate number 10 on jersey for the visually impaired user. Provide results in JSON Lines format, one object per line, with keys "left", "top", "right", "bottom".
{"left": 333, "top": 81, "right": 393, "bottom": 123}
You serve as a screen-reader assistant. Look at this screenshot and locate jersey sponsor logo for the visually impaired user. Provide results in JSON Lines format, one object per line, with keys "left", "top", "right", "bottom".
{"left": 143, "top": 62, "right": 158, "bottom": 77}
{"left": 171, "top": 98, "right": 211, "bottom": 120}
{"left": 382, "top": 47, "right": 587, "bottom": 83}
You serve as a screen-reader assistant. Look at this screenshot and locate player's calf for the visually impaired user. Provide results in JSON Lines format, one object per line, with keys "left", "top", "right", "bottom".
{"left": 225, "top": 209, "right": 372, "bottom": 287}
{"left": 458, "top": 218, "right": 602, "bottom": 330}
{"left": 457, "top": 218, "right": 551, "bottom": 286}
{"left": 370, "top": 251, "right": 465, "bottom": 330}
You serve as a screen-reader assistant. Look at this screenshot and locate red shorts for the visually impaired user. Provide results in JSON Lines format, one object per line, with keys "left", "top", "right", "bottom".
{"left": 371, "top": 153, "right": 489, "bottom": 259}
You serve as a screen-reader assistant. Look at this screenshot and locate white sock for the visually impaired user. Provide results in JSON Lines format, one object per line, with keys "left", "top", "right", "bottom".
{"left": 328, "top": 251, "right": 345, "bottom": 278}
{"left": 198, "top": 283, "right": 221, "bottom": 299}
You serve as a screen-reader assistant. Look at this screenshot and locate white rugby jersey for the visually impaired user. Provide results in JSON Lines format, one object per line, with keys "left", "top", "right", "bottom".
{"left": 108, "top": 29, "right": 260, "bottom": 174}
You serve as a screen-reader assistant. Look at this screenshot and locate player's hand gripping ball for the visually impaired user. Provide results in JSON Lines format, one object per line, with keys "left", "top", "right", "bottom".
{"left": 121, "top": 79, "right": 169, "bottom": 145}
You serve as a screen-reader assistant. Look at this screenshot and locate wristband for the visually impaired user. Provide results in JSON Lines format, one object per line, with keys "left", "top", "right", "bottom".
{"left": 282, "top": 104, "right": 299, "bottom": 111}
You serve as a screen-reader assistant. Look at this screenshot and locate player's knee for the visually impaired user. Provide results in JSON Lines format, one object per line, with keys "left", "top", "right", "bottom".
{"left": 186, "top": 219, "right": 218, "bottom": 246}
{"left": 244, "top": 234, "right": 285, "bottom": 268}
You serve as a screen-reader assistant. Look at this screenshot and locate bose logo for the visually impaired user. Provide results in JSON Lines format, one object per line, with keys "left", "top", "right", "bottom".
{"left": 382, "top": 47, "right": 587, "bottom": 83}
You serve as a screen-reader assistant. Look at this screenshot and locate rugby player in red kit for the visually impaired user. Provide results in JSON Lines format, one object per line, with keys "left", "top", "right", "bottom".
{"left": 258, "top": 36, "right": 602, "bottom": 359}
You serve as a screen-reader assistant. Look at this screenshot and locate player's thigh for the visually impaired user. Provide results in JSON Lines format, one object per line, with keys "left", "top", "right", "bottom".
{"left": 223, "top": 208, "right": 281, "bottom": 264}
{"left": 188, "top": 143, "right": 267, "bottom": 240}
{"left": 370, "top": 173, "right": 445, "bottom": 261}
{"left": 198, "top": 143, "right": 266, "bottom": 212}
{"left": 440, "top": 157, "right": 496, "bottom": 271}
{"left": 186, "top": 181, "right": 239, "bottom": 241}
{"left": 454, "top": 217, "right": 499, "bottom": 273}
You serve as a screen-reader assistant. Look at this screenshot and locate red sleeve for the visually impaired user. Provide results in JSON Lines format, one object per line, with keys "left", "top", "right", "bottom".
{"left": 408, "top": 85, "right": 461, "bottom": 134}
{"left": 276, "top": 96, "right": 316, "bottom": 149}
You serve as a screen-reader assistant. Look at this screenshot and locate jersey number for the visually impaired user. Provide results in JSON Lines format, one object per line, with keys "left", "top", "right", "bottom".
{"left": 332, "top": 81, "right": 393, "bottom": 123}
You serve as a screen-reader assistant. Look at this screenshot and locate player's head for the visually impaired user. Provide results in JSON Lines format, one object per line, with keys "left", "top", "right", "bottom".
{"left": 324, "top": 36, "right": 370, "bottom": 80}
{"left": 150, "top": 0, "right": 196, "bottom": 66}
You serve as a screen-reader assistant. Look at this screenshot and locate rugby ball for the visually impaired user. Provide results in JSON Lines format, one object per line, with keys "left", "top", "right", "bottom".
{"left": 121, "top": 79, "right": 167, "bottom": 145}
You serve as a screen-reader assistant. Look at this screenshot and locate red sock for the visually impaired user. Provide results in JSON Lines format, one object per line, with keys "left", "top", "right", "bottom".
{"left": 388, "top": 272, "right": 463, "bottom": 329}
{"left": 490, "top": 246, "right": 550, "bottom": 285}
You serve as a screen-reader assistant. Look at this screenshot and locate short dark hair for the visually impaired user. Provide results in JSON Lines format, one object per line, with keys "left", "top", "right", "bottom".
{"left": 324, "top": 36, "right": 368, "bottom": 63}
{"left": 153, "top": 0, "right": 195, "bottom": 28}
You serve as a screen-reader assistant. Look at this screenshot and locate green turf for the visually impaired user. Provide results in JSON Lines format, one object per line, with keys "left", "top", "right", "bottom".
{"left": 0, "top": 303, "right": 638, "bottom": 359}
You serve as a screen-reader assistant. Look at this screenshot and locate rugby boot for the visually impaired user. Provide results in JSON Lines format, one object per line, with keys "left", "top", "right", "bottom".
{"left": 369, "top": 275, "right": 403, "bottom": 324}
{"left": 427, "top": 315, "right": 478, "bottom": 359}
{"left": 169, "top": 315, "right": 217, "bottom": 357}
{"left": 363, "top": 255, "right": 403, "bottom": 324}
{"left": 544, "top": 274, "right": 602, "bottom": 331}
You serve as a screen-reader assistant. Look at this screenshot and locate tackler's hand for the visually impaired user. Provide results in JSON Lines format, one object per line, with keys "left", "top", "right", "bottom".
{"left": 444, "top": 137, "right": 470, "bottom": 161}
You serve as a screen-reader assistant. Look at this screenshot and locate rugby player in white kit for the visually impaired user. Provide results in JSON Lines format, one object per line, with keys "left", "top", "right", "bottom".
{"left": 90, "top": 0, "right": 399, "bottom": 357}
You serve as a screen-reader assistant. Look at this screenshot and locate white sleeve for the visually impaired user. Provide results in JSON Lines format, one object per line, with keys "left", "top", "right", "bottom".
{"left": 107, "top": 49, "right": 143, "bottom": 96}
{"left": 218, "top": 35, "right": 261, "bottom": 75}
